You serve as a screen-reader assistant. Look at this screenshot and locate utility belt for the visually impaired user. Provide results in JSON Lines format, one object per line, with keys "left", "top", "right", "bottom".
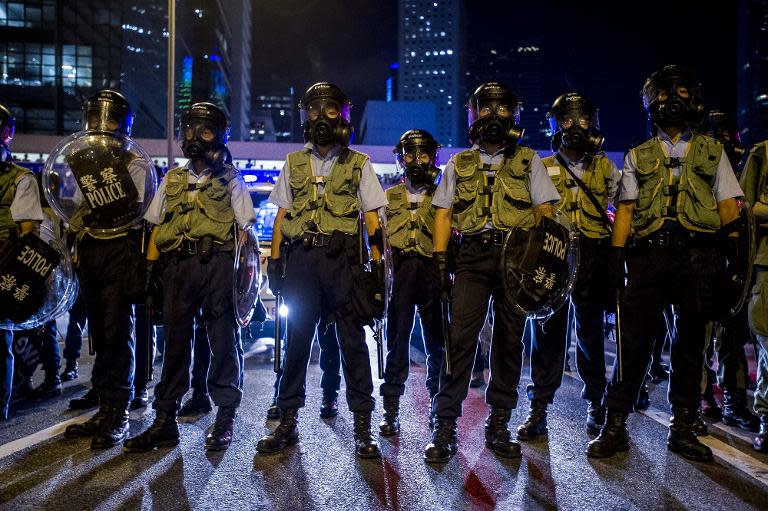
{"left": 462, "top": 229, "right": 507, "bottom": 248}
{"left": 632, "top": 222, "right": 718, "bottom": 250}
{"left": 288, "top": 230, "right": 357, "bottom": 256}
{"left": 392, "top": 248, "right": 431, "bottom": 268}
{"left": 168, "top": 237, "right": 234, "bottom": 258}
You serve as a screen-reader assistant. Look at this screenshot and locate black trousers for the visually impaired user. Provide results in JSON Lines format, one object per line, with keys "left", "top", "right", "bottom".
{"left": 381, "top": 254, "right": 444, "bottom": 399}
{"left": 133, "top": 304, "right": 156, "bottom": 393}
{"left": 153, "top": 251, "right": 242, "bottom": 413}
{"left": 528, "top": 236, "right": 611, "bottom": 404}
{"left": 0, "top": 329, "right": 12, "bottom": 418}
{"left": 272, "top": 322, "right": 341, "bottom": 401}
{"left": 605, "top": 238, "right": 724, "bottom": 412}
{"left": 433, "top": 235, "right": 526, "bottom": 418}
{"left": 62, "top": 291, "right": 87, "bottom": 364}
{"left": 191, "top": 322, "right": 211, "bottom": 396}
{"left": 77, "top": 236, "right": 136, "bottom": 403}
{"left": 276, "top": 243, "right": 374, "bottom": 412}
{"left": 716, "top": 306, "right": 752, "bottom": 392}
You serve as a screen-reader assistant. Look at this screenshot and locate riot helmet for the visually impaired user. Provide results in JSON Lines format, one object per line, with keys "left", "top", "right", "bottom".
{"left": 179, "top": 102, "right": 231, "bottom": 163}
{"left": 466, "top": 82, "right": 524, "bottom": 151}
{"left": 705, "top": 109, "right": 746, "bottom": 168}
{"left": 641, "top": 65, "right": 704, "bottom": 129}
{"left": 0, "top": 104, "right": 15, "bottom": 162}
{"left": 300, "top": 82, "right": 353, "bottom": 147}
{"left": 82, "top": 90, "right": 134, "bottom": 136}
{"left": 394, "top": 129, "right": 440, "bottom": 189}
{"left": 547, "top": 92, "right": 604, "bottom": 155}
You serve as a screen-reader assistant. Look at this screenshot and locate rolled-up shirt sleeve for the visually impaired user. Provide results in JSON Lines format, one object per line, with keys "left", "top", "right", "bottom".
{"left": 143, "top": 176, "right": 167, "bottom": 225}
{"left": 11, "top": 174, "right": 44, "bottom": 222}
{"left": 358, "top": 160, "right": 387, "bottom": 212}
{"left": 431, "top": 157, "right": 457, "bottom": 209}
{"left": 528, "top": 153, "right": 560, "bottom": 207}
{"left": 618, "top": 152, "right": 639, "bottom": 202}
{"left": 712, "top": 149, "right": 744, "bottom": 202}
{"left": 229, "top": 171, "right": 257, "bottom": 228}
{"left": 268, "top": 161, "right": 293, "bottom": 210}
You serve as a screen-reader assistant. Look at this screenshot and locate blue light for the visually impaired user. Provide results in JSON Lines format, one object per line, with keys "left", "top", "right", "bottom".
{"left": 389, "top": 62, "right": 400, "bottom": 70}
{"left": 386, "top": 77, "right": 393, "bottom": 102}
{"left": 208, "top": 54, "right": 222, "bottom": 62}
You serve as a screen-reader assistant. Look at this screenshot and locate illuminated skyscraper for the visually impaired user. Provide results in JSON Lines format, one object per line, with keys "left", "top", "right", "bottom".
{"left": 737, "top": 0, "right": 768, "bottom": 144}
{"left": 398, "top": 0, "right": 464, "bottom": 147}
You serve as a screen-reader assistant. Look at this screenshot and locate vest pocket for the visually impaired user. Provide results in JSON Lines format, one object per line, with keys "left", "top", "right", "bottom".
{"left": 453, "top": 178, "right": 478, "bottom": 212}
{"left": 680, "top": 170, "right": 719, "bottom": 230}
{"left": 498, "top": 174, "right": 531, "bottom": 209}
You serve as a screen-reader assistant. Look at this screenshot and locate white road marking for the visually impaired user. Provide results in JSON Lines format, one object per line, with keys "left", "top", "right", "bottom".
{"left": 0, "top": 411, "right": 95, "bottom": 460}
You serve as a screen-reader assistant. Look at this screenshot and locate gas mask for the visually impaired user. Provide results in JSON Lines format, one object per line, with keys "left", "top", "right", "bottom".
{"left": 394, "top": 129, "right": 441, "bottom": 190}
{"left": 301, "top": 98, "right": 353, "bottom": 147}
{"left": 642, "top": 66, "right": 704, "bottom": 130}
{"left": 82, "top": 90, "right": 134, "bottom": 136}
{"left": 468, "top": 100, "right": 524, "bottom": 149}
{"left": 0, "top": 106, "right": 15, "bottom": 163}
{"left": 181, "top": 119, "right": 228, "bottom": 165}
{"left": 547, "top": 92, "right": 604, "bottom": 155}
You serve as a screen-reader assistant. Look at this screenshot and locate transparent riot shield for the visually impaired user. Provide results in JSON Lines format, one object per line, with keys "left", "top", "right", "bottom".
{"left": 502, "top": 211, "right": 579, "bottom": 319}
{"left": 0, "top": 225, "right": 78, "bottom": 330}
{"left": 42, "top": 131, "right": 157, "bottom": 236}
{"left": 721, "top": 199, "right": 756, "bottom": 317}
{"left": 234, "top": 224, "right": 262, "bottom": 328}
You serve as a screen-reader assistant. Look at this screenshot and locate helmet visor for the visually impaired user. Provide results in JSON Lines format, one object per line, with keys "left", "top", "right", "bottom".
{"left": 180, "top": 118, "right": 226, "bottom": 144}
{"left": 395, "top": 144, "right": 439, "bottom": 170}
{"left": 83, "top": 102, "right": 133, "bottom": 135}
{"left": 467, "top": 99, "right": 520, "bottom": 126}
{"left": 300, "top": 98, "right": 351, "bottom": 125}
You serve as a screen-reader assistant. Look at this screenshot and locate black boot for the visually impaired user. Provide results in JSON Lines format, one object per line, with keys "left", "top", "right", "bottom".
{"left": 635, "top": 383, "right": 650, "bottom": 411}
{"left": 64, "top": 407, "right": 107, "bottom": 439}
{"left": 753, "top": 415, "right": 768, "bottom": 452}
{"left": 586, "top": 409, "right": 630, "bottom": 458}
{"left": 516, "top": 400, "right": 548, "bottom": 441}
{"left": 91, "top": 401, "right": 130, "bottom": 449}
{"left": 353, "top": 411, "right": 381, "bottom": 459}
{"left": 30, "top": 375, "right": 62, "bottom": 401}
{"left": 586, "top": 401, "right": 606, "bottom": 436}
{"left": 60, "top": 361, "right": 79, "bottom": 382}
{"left": 123, "top": 411, "right": 180, "bottom": 453}
{"left": 69, "top": 387, "right": 99, "bottom": 410}
{"left": 485, "top": 407, "right": 521, "bottom": 458}
{"left": 256, "top": 408, "right": 299, "bottom": 453}
{"left": 266, "top": 401, "right": 282, "bottom": 420}
{"left": 700, "top": 390, "right": 723, "bottom": 420}
{"left": 722, "top": 389, "right": 759, "bottom": 432}
{"left": 378, "top": 396, "right": 400, "bottom": 436}
{"left": 424, "top": 417, "right": 457, "bottom": 463}
{"left": 667, "top": 406, "right": 714, "bottom": 462}
{"left": 130, "top": 388, "right": 150, "bottom": 410}
{"left": 692, "top": 410, "right": 709, "bottom": 436}
{"left": 320, "top": 394, "right": 339, "bottom": 419}
{"left": 205, "top": 407, "right": 236, "bottom": 451}
{"left": 178, "top": 393, "right": 212, "bottom": 417}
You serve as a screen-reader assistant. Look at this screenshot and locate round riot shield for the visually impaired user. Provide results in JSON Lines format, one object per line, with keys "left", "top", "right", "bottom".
{"left": 42, "top": 131, "right": 157, "bottom": 236}
{"left": 234, "top": 224, "right": 262, "bottom": 328}
{"left": 378, "top": 209, "right": 394, "bottom": 315}
{"left": 722, "top": 200, "right": 756, "bottom": 317}
{"left": 0, "top": 225, "right": 78, "bottom": 330}
{"left": 502, "top": 211, "right": 579, "bottom": 318}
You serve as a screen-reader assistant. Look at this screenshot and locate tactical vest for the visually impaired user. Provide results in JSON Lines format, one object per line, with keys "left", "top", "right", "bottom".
{"left": 280, "top": 148, "right": 366, "bottom": 239}
{"left": 754, "top": 142, "right": 768, "bottom": 265}
{"left": 0, "top": 162, "right": 32, "bottom": 241}
{"left": 542, "top": 154, "right": 613, "bottom": 239}
{"left": 385, "top": 183, "right": 435, "bottom": 256}
{"left": 632, "top": 134, "right": 723, "bottom": 238}
{"left": 452, "top": 147, "right": 536, "bottom": 234}
{"left": 154, "top": 166, "right": 237, "bottom": 252}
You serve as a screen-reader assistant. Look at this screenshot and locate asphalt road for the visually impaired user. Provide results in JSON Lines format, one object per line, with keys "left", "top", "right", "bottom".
{"left": 0, "top": 336, "right": 767, "bottom": 511}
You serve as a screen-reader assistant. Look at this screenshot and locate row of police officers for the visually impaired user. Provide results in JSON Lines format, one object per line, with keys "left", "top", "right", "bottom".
{"left": 0, "top": 61, "right": 764, "bottom": 465}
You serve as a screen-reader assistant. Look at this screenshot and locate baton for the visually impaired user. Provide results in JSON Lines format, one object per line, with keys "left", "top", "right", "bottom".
{"left": 87, "top": 329, "right": 95, "bottom": 357}
{"left": 273, "top": 292, "right": 282, "bottom": 373}
{"left": 615, "top": 289, "right": 623, "bottom": 383}
{"left": 375, "top": 319, "right": 385, "bottom": 380}
{"left": 441, "top": 297, "right": 452, "bottom": 377}
{"left": 145, "top": 304, "right": 154, "bottom": 382}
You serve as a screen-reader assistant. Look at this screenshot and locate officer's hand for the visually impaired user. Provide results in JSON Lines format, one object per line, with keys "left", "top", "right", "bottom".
{"left": 607, "top": 246, "right": 626, "bottom": 296}
{"left": 433, "top": 251, "right": 451, "bottom": 300}
{"left": 267, "top": 257, "right": 284, "bottom": 295}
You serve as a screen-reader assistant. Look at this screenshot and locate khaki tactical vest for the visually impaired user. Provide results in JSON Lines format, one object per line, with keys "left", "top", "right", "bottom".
{"left": 385, "top": 183, "right": 435, "bottom": 256}
{"left": 280, "top": 148, "right": 366, "bottom": 239}
{"left": 0, "top": 162, "right": 32, "bottom": 241}
{"left": 631, "top": 134, "right": 723, "bottom": 238}
{"left": 542, "top": 154, "right": 613, "bottom": 239}
{"left": 154, "top": 166, "right": 237, "bottom": 252}
{"left": 452, "top": 147, "right": 536, "bottom": 234}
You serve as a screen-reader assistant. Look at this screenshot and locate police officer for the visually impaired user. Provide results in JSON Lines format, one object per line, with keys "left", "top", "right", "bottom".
{"left": 0, "top": 104, "right": 44, "bottom": 419}
{"left": 256, "top": 82, "right": 387, "bottom": 458}
{"left": 741, "top": 140, "right": 768, "bottom": 451}
{"left": 517, "top": 93, "right": 620, "bottom": 440}
{"left": 124, "top": 102, "right": 253, "bottom": 452}
{"left": 588, "top": 66, "right": 744, "bottom": 462}
{"left": 59, "top": 90, "right": 150, "bottom": 448}
{"left": 379, "top": 129, "right": 445, "bottom": 436}
{"left": 425, "top": 82, "right": 560, "bottom": 463}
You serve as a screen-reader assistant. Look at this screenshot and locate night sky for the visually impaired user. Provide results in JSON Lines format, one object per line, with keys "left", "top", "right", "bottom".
{"left": 252, "top": 1, "right": 738, "bottom": 151}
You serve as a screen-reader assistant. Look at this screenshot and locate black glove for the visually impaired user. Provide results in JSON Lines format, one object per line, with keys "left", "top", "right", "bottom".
{"left": 370, "top": 259, "right": 386, "bottom": 319}
{"left": 433, "top": 251, "right": 451, "bottom": 300}
{"left": 607, "top": 246, "right": 626, "bottom": 296}
{"left": 267, "top": 257, "right": 284, "bottom": 295}
{"left": 144, "top": 259, "right": 164, "bottom": 324}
